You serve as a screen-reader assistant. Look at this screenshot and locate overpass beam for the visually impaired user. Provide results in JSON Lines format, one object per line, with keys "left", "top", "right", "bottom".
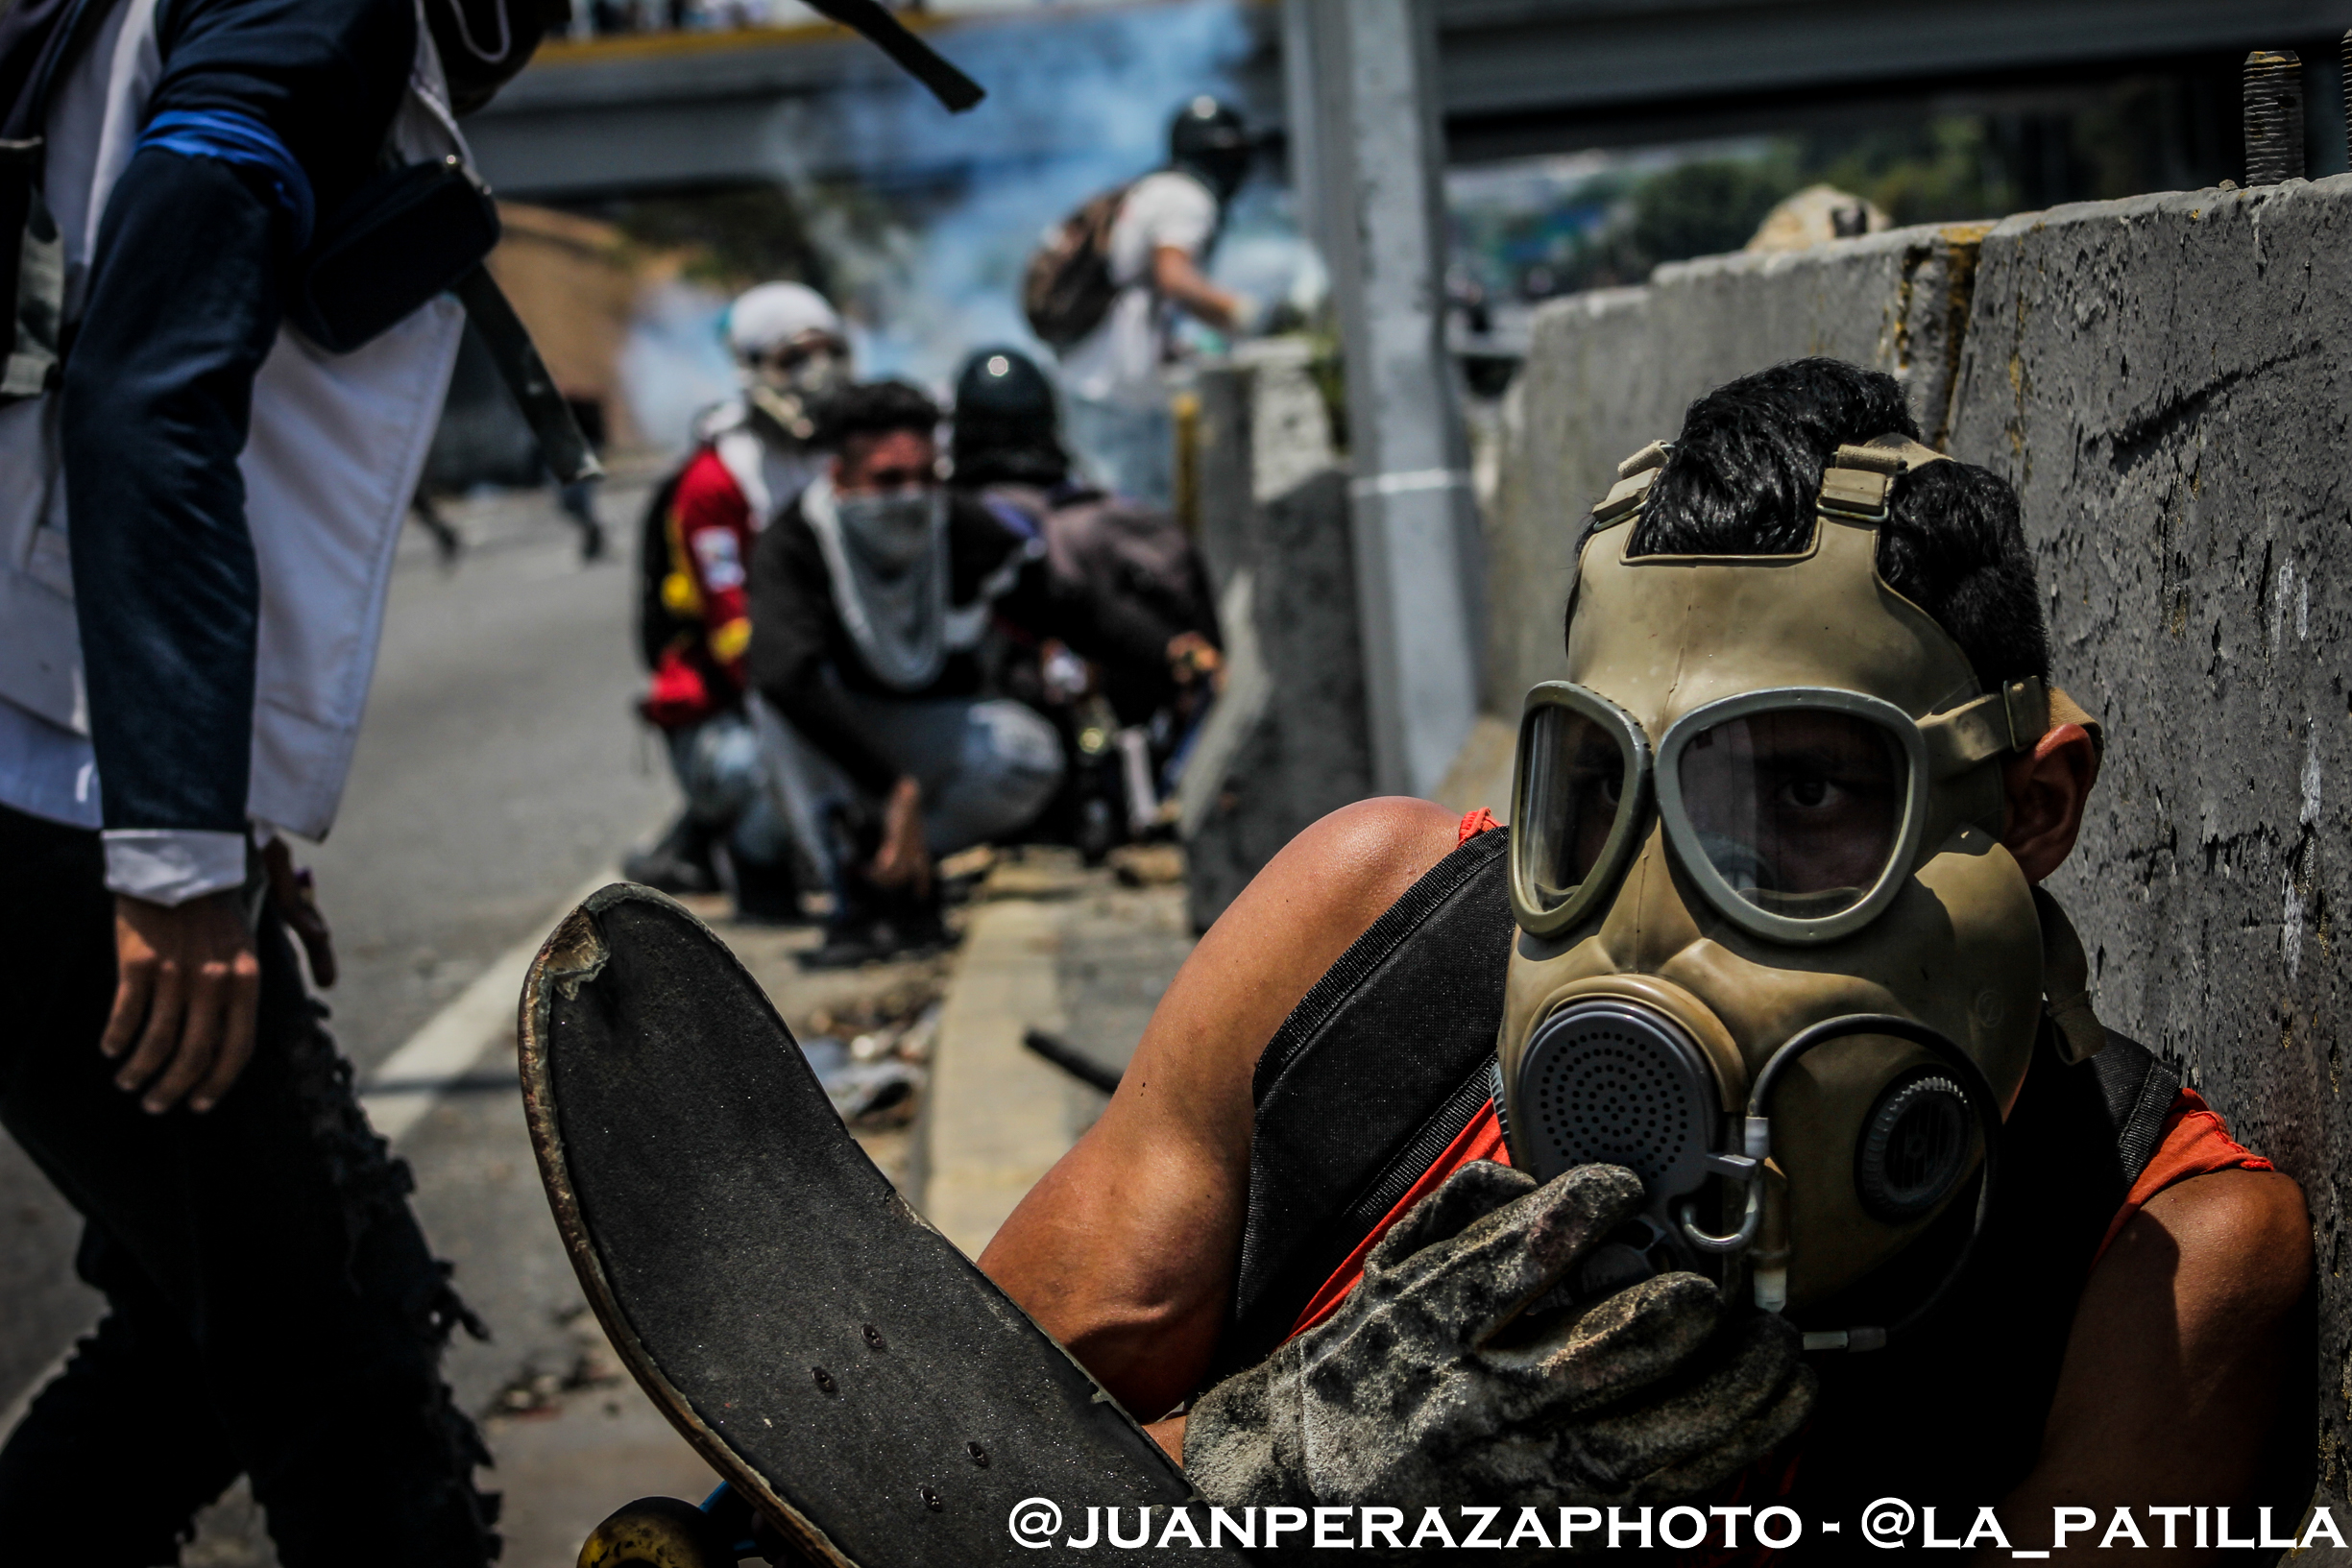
{"left": 1293, "top": 0, "right": 1481, "bottom": 798}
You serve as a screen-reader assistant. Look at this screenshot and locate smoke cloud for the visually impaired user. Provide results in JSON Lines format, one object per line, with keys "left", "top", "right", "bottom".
{"left": 618, "top": 0, "right": 1281, "bottom": 445}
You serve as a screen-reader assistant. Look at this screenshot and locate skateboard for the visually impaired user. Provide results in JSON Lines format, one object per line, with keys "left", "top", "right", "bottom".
{"left": 519, "top": 884, "right": 1241, "bottom": 1566}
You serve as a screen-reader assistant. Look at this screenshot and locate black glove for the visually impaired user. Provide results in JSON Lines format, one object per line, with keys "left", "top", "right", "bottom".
{"left": 1184, "top": 1162, "right": 1812, "bottom": 1525}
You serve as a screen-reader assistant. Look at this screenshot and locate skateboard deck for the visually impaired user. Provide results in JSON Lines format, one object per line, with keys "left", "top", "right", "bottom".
{"left": 520, "top": 884, "right": 1241, "bottom": 1567}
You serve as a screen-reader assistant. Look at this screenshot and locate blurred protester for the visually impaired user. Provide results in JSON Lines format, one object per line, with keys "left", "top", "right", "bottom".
{"left": 951, "top": 347, "right": 1221, "bottom": 853}
{"left": 410, "top": 484, "right": 465, "bottom": 567}
{"left": 556, "top": 395, "right": 611, "bottom": 561}
{"left": 624, "top": 281, "right": 851, "bottom": 916}
{"left": 0, "top": 0, "right": 556, "bottom": 1558}
{"left": 747, "top": 381, "right": 1079, "bottom": 969}
{"left": 1031, "top": 95, "right": 1259, "bottom": 506}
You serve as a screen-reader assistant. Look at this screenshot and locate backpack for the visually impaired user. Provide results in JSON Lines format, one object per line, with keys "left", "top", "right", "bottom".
{"left": 1022, "top": 182, "right": 1129, "bottom": 353}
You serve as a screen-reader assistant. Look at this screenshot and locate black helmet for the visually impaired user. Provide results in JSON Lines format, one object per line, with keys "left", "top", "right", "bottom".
{"left": 952, "top": 347, "right": 1069, "bottom": 488}
{"left": 1169, "top": 95, "right": 1251, "bottom": 202}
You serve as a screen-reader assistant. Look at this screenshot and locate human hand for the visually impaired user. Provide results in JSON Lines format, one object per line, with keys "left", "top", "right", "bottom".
{"left": 1166, "top": 631, "right": 1222, "bottom": 691}
{"left": 1182, "top": 1162, "right": 1813, "bottom": 1517}
{"left": 868, "top": 776, "right": 933, "bottom": 896}
{"left": 261, "top": 836, "right": 336, "bottom": 989}
{"left": 104, "top": 891, "right": 262, "bottom": 1115}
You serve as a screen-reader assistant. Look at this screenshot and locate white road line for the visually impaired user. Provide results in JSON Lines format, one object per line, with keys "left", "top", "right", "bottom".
{"left": 357, "top": 868, "right": 618, "bottom": 1142}
{"left": 0, "top": 870, "right": 622, "bottom": 1436}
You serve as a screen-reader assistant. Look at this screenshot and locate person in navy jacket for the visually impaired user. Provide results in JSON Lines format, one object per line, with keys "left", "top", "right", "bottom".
{"left": 0, "top": 0, "right": 552, "bottom": 1558}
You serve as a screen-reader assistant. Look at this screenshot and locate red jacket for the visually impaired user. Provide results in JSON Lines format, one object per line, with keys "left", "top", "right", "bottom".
{"left": 643, "top": 446, "right": 759, "bottom": 730}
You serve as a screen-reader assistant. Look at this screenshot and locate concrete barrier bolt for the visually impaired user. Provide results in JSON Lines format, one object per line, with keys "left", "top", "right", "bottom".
{"left": 2243, "top": 50, "right": 2305, "bottom": 186}
{"left": 2342, "top": 32, "right": 2352, "bottom": 172}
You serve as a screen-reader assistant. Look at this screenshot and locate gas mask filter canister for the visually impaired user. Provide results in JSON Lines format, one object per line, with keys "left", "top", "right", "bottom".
{"left": 1495, "top": 436, "right": 2102, "bottom": 1351}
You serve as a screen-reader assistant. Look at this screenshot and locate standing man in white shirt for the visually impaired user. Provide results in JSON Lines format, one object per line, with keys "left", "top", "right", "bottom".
{"left": 1055, "top": 96, "right": 1259, "bottom": 507}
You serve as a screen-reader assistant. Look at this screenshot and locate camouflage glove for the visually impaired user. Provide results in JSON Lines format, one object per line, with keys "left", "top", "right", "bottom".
{"left": 1184, "top": 1162, "right": 1813, "bottom": 1519}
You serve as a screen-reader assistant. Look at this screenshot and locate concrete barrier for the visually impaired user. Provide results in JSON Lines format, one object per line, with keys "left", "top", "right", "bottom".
{"left": 1485, "top": 175, "right": 2352, "bottom": 1508}
{"left": 1945, "top": 177, "right": 2352, "bottom": 1502}
{"left": 1486, "top": 223, "right": 1986, "bottom": 704}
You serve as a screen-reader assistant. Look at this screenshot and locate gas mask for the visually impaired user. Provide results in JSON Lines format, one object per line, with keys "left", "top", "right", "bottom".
{"left": 746, "top": 336, "right": 852, "bottom": 444}
{"left": 1496, "top": 436, "right": 2104, "bottom": 1351}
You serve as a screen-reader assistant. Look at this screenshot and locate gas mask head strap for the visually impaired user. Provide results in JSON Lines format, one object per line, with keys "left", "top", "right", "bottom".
{"left": 1586, "top": 433, "right": 2100, "bottom": 781}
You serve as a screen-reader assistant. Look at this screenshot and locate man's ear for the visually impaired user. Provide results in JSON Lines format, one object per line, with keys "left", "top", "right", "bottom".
{"left": 2000, "top": 722, "right": 2099, "bottom": 882}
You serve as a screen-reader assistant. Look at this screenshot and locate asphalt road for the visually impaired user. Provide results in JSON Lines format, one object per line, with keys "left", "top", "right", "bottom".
{"left": 0, "top": 478, "right": 679, "bottom": 1521}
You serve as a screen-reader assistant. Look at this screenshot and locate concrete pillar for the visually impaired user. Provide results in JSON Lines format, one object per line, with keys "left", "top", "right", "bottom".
{"left": 1292, "top": 0, "right": 1481, "bottom": 798}
{"left": 1278, "top": 0, "right": 1325, "bottom": 253}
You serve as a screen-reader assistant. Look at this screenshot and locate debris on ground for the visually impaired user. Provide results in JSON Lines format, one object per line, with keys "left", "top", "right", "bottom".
{"left": 489, "top": 1304, "right": 630, "bottom": 1420}
{"left": 793, "top": 993, "right": 942, "bottom": 1129}
{"left": 1107, "top": 841, "right": 1184, "bottom": 887}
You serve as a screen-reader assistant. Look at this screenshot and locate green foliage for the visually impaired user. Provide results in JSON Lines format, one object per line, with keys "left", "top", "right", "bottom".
{"left": 1462, "top": 70, "right": 2246, "bottom": 305}
{"left": 1802, "top": 118, "right": 2019, "bottom": 227}
{"left": 1626, "top": 157, "right": 1801, "bottom": 268}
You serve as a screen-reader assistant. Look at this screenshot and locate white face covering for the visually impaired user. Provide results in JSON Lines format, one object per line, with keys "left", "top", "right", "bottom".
{"left": 835, "top": 488, "right": 934, "bottom": 574}
{"left": 801, "top": 475, "right": 952, "bottom": 692}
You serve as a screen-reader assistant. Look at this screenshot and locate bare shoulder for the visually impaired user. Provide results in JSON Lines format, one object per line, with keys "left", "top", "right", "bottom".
{"left": 979, "top": 798, "right": 1466, "bottom": 1405}
{"left": 1196, "top": 795, "right": 1467, "bottom": 985}
{"left": 2134, "top": 1166, "right": 2312, "bottom": 1310}
{"left": 1105, "top": 796, "right": 1464, "bottom": 1144}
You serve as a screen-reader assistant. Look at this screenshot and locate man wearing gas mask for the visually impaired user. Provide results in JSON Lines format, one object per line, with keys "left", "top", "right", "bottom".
{"left": 746, "top": 379, "right": 1079, "bottom": 969}
{"left": 626, "top": 281, "right": 851, "bottom": 918}
{"left": 980, "top": 360, "right": 2310, "bottom": 1553}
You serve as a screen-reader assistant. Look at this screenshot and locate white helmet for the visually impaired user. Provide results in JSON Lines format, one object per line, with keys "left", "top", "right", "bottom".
{"left": 725, "top": 282, "right": 846, "bottom": 364}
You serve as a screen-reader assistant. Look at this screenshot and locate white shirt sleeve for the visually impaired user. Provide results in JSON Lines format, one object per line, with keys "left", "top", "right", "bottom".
{"left": 103, "top": 828, "right": 250, "bottom": 905}
{"left": 1106, "top": 170, "right": 1220, "bottom": 284}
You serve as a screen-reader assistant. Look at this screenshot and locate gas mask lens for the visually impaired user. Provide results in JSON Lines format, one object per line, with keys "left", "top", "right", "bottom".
{"left": 1512, "top": 685, "right": 1932, "bottom": 944}
{"left": 1672, "top": 709, "right": 1904, "bottom": 919}
{"left": 1655, "top": 690, "right": 1928, "bottom": 943}
{"left": 1510, "top": 687, "right": 1649, "bottom": 936}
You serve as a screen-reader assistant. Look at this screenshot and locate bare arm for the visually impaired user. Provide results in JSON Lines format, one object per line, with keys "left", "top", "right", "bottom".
{"left": 980, "top": 797, "right": 1462, "bottom": 1419}
{"left": 1981, "top": 1167, "right": 2311, "bottom": 1562}
{"left": 1151, "top": 245, "right": 1241, "bottom": 333}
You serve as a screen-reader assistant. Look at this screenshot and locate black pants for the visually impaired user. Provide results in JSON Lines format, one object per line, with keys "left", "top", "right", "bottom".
{"left": 0, "top": 807, "right": 497, "bottom": 1565}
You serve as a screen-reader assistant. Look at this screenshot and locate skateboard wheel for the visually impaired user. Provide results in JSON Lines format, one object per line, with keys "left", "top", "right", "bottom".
{"left": 578, "top": 1495, "right": 737, "bottom": 1568}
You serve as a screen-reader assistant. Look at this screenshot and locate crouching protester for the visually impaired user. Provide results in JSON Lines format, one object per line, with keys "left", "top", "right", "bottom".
{"left": 0, "top": 0, "right": 567, "bottom": 1559}
{"left": 746, "top": 380, "right": 1084, "bottom": 969}
{"left": 978, "top": 361, "right": 2313, "bottom": 1558}
{"left": 951, "top": 346, "right": 1221, "bottom": 843}
{"left": 954, "top": 346, "right": 1220, "bottom": 718}
{"left": 626, "top": 281, "right": 853, "bottom": 918}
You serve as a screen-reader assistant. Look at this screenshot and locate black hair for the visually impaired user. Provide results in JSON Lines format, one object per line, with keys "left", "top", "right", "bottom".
{"left": 1591, "top": 357, "right": 2049, "bottom": 688}
{"left": 815, "top": 379, "right": 940, "bottom": 450}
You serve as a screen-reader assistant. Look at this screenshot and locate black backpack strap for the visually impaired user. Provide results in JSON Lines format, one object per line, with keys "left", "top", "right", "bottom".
{"left": 2085, "top": 1027, "right": 2183, "bottom": 1187}
{"left": 1216, "top": 825, "right": 1515, "bottom": 1378}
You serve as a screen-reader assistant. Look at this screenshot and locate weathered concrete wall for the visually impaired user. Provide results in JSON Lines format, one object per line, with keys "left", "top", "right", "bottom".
{"left": 1489, "top": 174, "right": 2352, "bottom": 1507}
{"left": 1486, "top": 224, "right": 1984, "bottom": 705}
{"left": 1945, "top": 177, "right": 2352, "bottom": 1498}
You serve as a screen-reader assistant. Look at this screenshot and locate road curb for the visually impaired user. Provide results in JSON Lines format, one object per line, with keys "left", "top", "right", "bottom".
{"left": 920, "top": 897, "right": 1079, "bottom": 1259}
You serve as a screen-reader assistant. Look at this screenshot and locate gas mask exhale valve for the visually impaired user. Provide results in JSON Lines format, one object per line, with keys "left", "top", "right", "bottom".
{"left": 1495, "top": 435, "right": 2093, "bottom": 1348}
